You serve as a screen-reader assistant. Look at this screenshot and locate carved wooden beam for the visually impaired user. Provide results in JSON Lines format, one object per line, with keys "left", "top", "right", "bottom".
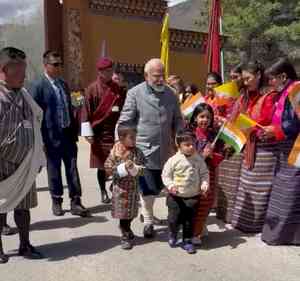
{"left": 88, "top": 0, "right": 167, "bottom": 21}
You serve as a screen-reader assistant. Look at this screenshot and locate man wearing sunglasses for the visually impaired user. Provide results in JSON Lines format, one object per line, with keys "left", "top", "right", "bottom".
{"left": 30, "top": 51, "right": 89, "bottom": 218}
{"left": 0, "top": 47, "right": 45, "bottom": 263}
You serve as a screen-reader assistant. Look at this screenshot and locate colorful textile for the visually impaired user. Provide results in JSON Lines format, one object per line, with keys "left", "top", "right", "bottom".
{"left": 0, "top": 83, "right": 43, "bottom": 212}
{"left": 193, "top": 128, "right": 219, "bottom": 236}
{"left": 81, "top": 78, "right": 125, "bottom": 169}
{"left": 262, "top": 141, "right": 300, "bottom": 245}
{"left": 216, "top": 154, "right": 242, "bottom": 223}
{"left": 231, "top": 142, "right": 277, "bottom": 233}
{"left": 104, "top": 144, "right": 145, "bottom": 219}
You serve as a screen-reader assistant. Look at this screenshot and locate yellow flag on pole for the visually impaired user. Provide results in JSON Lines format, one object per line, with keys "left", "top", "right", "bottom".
{"left": 234, "top": 113, "right": 263, "bottom": 130}
{"left": 160, "top": 13, "right": 170, "bottom": 79}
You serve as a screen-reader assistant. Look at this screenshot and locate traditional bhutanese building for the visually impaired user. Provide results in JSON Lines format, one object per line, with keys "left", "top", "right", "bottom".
{"left": 44, "top": 0, "right": 209, "bottom": 90}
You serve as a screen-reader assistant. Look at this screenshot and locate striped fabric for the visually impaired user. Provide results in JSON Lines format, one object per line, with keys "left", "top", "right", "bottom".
{"left": 0, "top": 87, "right": 37, "bottom": 210}
{"left": 262, "top": 141, "right": 300, "bottom": 245}
{"left": 231, "top": 142, "right": 277, "bottom": 233}
{"left": 216, "top": 154, "right": 242, "bottom": 223}
{"left": 193, "top": 166, "right": 216, "bottom": 237}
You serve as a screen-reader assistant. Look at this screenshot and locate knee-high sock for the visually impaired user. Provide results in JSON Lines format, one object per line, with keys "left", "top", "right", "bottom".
{"left": 97, "top": 169, "right": 107, "bottom": 192}
{"left": 0, "top": 214, "right": 5, "bottom": 254}
{"left": 14, "top": 210, "right": 30, "bottom": 248}
{"left": 140, "top": 195, "right": 155, "bottom": 225}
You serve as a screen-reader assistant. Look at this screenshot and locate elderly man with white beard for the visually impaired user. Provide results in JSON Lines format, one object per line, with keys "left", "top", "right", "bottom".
{"left": 117, "top": 58, "right": 183, "bottom": 238}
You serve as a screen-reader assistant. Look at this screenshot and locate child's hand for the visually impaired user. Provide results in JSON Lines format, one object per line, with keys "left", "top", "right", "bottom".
{"left": 202, "top": 144, "right": 213, "bottom": 158}
{"left": 200, "top": 181, "right": 209, "bottom": 196}
{"left": 125, "top": 160, "right": 134, "bottom": 170}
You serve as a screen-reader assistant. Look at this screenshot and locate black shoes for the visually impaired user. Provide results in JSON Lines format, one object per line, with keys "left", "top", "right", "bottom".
{"left": 0, "top": 253, "right": 9, "bottom": 264}
{"left": 52, "top": 197, "right": 64, "bottom": 216}
{"left": 101, "top": 190, "right": 111, "bottom": 204}
{"left": 70, "top": 197, "right": 90, "bottom": 217}
{"left": 18, "top": 244, "right": 44, "bottom": 259}
{"left": 52, "top": 197, "right": 90, "bottom": 217}
{"left": 143, "top": 224, "right": 155, "bottom": 239}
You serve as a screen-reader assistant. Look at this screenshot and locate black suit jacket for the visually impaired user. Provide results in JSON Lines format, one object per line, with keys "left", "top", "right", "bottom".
{"left": 29, "top": 75, "right": 78, "bottom": 148}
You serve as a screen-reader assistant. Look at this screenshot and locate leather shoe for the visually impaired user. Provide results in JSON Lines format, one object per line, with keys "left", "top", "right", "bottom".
{"left": 71, "top": 197, "right": 90, "bottom": 217}
{"left": 18, "top": 244, "right": 44, "bottom": 259}
{"left": 52, "top": 198, "right": 64, "bottom": 216}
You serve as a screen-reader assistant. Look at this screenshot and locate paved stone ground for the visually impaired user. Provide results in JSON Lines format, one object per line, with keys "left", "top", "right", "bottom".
{"left": 1, "top": 139, "right": 299, "bottom": 281}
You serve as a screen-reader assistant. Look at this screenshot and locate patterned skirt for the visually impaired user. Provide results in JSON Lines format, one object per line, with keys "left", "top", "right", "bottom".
{"left": 193, "top": 166, "right": 216, "bottom": 237}
{"left": 111, "top": 178, "right": 139, "bottom": 220}
{"left": 262, "top": 141, "right": 300, "bottom": 245}
{"left": 231, "top": 142, "right": 277, "bottom": 233}
{"left": 216, "top": 154, "right": 243, "bottom": 223}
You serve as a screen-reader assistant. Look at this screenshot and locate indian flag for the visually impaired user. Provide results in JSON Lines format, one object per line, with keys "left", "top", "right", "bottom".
{"left": 181, "top": 93, "right": 205, "bottom": 119}
{"left": 288, "top": 134, "right": 300, "bottom": 168}
{"left": 214, "top": 81, "right": 240, "bottom": 106}
{"left": 219, "top": 122, "right": 247, "bottom": 153}
{"left": 234, "top": 113, "right": 261, "bottom": 130}
{"left": 288, "top": 81, "right": 300, "bottom": 117}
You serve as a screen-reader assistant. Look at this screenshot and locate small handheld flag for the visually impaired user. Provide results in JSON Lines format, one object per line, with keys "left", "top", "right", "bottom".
{"left": 218, "top": 122, "right": 247, "bottom": 153}
{"left": 234, "top": 113, "right": 264, "bottom": 130}
{"left": 181, "top": 93, "right": 205, "bottom": 120}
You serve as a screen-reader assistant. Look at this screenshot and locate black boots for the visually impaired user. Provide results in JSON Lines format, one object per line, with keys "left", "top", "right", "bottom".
{"left": 52, "top": 197, "right": 64, "bottom": 216}
{"left": 101, "top": 189, "right": 111, "bottom": 204}
{"left": 70, "top": 197, "right": 90, "bottom": 217}
{"left": 52, "top": 197, "right": 90, "bottom": 217}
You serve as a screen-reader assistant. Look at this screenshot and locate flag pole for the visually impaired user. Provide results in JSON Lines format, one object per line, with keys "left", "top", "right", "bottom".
{"left": 212, "top": 121, "right": 226, "bottom": 147}
{"left": 219, "top": 13, "right": 225, "bottom": 81}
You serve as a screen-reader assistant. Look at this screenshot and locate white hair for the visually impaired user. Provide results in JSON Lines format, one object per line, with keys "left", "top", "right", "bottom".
{"left": 144, "top": 58, "right": 164, "bottom": 74}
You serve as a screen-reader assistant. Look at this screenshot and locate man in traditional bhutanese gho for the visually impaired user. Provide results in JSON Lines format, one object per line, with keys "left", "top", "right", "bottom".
{"left": 0, "top": 47, "right": 45, "bottom": 263}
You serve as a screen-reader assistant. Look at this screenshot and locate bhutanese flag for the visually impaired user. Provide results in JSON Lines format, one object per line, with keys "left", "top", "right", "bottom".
{"left": 234, "top": 113, "right": 261, "bottom": 130}
{"left": 219, "top": 122, "right": 247, "bottom": 153}
{"left": 181, "top": 93, "right": 205, "bottom": 119}
{"left": 288, "top": 134, "right": 300, "bottom": 168}
{"left": 214, "top": 81, "right": 240, "bottom": 106}
{"left": 288, "top": 81, "right": 300, "bottom": 117}
{"left": 160, "top": 13, "right": 170, "bottom": 79}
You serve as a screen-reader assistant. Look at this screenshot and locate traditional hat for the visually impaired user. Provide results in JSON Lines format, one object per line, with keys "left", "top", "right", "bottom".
{"left": 96, "top": 57, "right": 113, "bottom": 70}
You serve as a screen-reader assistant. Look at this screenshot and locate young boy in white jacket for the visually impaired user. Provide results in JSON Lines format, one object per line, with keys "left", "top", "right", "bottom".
{"left": 162, "top": 129, "right": 209, "bottom": 254}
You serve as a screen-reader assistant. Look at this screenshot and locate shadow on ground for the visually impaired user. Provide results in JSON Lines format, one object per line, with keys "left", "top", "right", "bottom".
{"left": 31, "top": 215, "right": 107, "bottom": 232}
{"left": 35, "top": 235, "right": 121, "bottom": 261}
